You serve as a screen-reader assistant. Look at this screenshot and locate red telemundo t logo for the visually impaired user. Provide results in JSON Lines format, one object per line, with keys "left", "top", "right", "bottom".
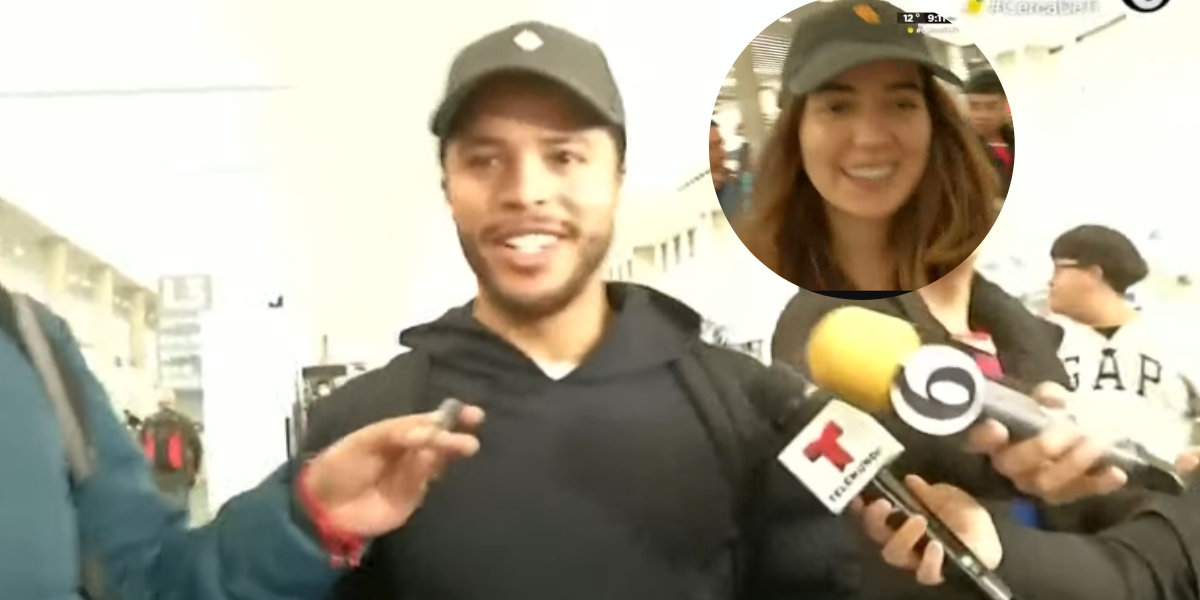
{"left": 804, "top": 422, "right": 854, "bottom": 471}
{"left": 777, "top": 400, "right": 905, "bottom": 514}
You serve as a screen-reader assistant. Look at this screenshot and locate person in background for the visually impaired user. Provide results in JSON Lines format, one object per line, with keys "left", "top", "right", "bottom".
{"left": 0, "top": 280, "right": 484, "bottom": 600}
{"left": 963, "top": 69, "right": 1014, "bottom": 197}
{"left": 1047, "top": 224, "right": 1200, "bottom": 459}
{"left": 734, "top": 122, "right": 754, "bottom": 199}
{"left": 305, "top": 20, "right": 857, "bottom": 600}
{"left": 711, "top": 120, "right": 745, "bottom": 219}
{"left": 735, "top": 122, "right": 752, "bottom": 174}
{"left": 734, "top": 0, "right": 998, "bottom": 294}
{"left": 139, "top": 388, "right": 205, "bottom": 513}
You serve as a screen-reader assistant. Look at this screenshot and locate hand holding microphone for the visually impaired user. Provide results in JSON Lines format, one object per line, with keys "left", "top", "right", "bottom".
{"left": 762, "top": 371, "right": 1015, "bottom": 600}
{"left": 965, "top": 395, "right": 1129, "bottom": 505}
{"left": 301, "top": 399, "right": 483, "bottom": 538}
{"left": 804, "top": 306, "right": 1187, "bottom": 498}
{"left": 852, "top": 476, "right": 1001, "bottom": 587}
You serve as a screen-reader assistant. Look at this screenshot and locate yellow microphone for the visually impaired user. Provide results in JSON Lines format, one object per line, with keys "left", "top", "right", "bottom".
{"left": 806, "top": 306, "right": 922, "bottom": 413}
{"left": 803, "top": 305, "right": 1186, "bottom": 494}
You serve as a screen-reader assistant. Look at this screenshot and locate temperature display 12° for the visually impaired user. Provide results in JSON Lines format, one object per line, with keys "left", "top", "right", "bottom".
{"left": 897, "top": 12, "right": 953, "bottom": 24}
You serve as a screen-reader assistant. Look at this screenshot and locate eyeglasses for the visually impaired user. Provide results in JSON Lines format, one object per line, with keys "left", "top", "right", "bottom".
{"left": 1052, "top": 260, "right": 1085, "bottom": 272}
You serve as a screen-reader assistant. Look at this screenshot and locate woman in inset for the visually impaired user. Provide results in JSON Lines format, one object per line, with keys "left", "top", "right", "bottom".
{"left": 735, "top": 0, "right": 1000, "bottom": 294}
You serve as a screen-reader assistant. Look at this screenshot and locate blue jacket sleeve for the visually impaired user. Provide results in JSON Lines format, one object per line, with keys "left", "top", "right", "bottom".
{"left": 44, "top": 313, "right": 345, "bottom": 600}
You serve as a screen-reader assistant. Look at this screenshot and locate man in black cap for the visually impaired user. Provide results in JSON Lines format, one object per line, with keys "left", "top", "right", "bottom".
{"left": 963, "top": 70, "right": 1015, "bottom": 196}
{"left": 305, "top": 21, "right": 858, "bottom": 600}
{"left": 1049, "top": 224, "right": 1199, "bottom": 458}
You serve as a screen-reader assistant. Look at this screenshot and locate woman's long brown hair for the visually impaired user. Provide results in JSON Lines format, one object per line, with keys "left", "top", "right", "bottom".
{"left": 734, "top": 69, "right": 1000, "bottom": 291}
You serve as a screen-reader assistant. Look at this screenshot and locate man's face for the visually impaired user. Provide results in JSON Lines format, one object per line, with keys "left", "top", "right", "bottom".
{"left": 1048, "top": 259, "right": 1103, "bottom": 318}
{"left": 966, "top": 93, "right": 1006, "bottom": 137}
{"left": 443, "top": 75, "right": 622, "bottom": 320}
{"left": 709, "top": 125, "right": 726, "bottom": 176}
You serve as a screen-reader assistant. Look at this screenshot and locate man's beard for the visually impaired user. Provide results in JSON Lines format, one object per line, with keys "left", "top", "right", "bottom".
{"left": 459, "top": 227, "right": 613, "bottom": 322}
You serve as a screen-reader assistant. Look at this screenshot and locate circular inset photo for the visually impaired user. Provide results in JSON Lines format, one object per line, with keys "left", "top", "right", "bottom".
{"left": 710, "top": 0, "right": 1012, "bottom": 299}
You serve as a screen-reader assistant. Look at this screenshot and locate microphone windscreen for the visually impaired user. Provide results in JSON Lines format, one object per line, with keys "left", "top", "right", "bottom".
{"left": 807, "top": 306, "right": 922, "bottom": 413}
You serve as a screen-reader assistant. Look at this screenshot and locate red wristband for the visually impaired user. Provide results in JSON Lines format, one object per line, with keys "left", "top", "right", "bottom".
{"left": 295, "top": 461, "right": 365, "bottom": 568}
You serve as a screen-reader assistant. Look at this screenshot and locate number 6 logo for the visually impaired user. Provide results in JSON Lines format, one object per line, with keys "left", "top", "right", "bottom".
{"left": 1122, "top": 0, "right": 1169, "bottom": 12}
{"left": 890, "top": 345, "right": 985, "bottom": 436}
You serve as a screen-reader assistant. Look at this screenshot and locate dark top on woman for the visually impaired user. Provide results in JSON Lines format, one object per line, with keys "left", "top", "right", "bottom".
{"left": 772, "top": 275, "right": 1200, "bottom": 600}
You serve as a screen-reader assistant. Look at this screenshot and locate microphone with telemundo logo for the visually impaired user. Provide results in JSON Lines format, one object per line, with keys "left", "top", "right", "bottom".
{"left": 749, "top": 364, "right": 1015, "bottom": 600}
{"left": 804, "top": 306, "right": 1187, "bottom": 495}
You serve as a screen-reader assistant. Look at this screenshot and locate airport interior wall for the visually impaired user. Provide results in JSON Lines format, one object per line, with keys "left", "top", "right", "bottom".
{"left": 2, "top": 0, "right": 1198, "bottom": 512}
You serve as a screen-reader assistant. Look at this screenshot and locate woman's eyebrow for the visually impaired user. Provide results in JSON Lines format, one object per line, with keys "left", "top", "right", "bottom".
{"left": 812, "top": 80, "right": 922, "bottom": 94}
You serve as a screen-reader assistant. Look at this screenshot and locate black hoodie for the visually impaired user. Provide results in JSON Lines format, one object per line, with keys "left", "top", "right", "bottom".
{"left": 772, "top": 276, "right": 1200, "bottom": 600}
{"left": 305, "top": 283, "right": 858, "bottom": 600}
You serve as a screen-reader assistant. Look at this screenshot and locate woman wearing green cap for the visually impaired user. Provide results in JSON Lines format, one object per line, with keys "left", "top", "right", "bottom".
{"left": 735, "top": 0, "right": 999, "bottom": 295}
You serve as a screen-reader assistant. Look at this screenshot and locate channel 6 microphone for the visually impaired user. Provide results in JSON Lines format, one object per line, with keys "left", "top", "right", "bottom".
{"left": 805, "top": 305, "right": 1186, "bottom": 495}
{"left": 758, "top": 368, "right": 1014, "bottom": 600}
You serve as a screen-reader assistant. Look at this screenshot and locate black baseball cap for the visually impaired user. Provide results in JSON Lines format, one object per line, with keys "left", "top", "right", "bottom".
{"left": 779, "top": 0, "right": 962, "bottom": 108}
{"left": 964, "top": 69, "right": 1005, "bottom": 95}
{"left": 430, "top": 21, "right": 625, "bottom": 138}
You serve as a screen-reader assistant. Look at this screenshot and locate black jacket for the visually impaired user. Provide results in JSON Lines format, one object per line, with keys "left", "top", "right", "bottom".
{"left": 305, "top": 283, "right": 858, "bottom": 600}
{"left": 772, "top": 276, "right": 1200, "bottom": 600}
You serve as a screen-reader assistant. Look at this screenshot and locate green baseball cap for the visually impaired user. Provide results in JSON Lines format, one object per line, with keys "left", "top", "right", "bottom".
{"left": 779, "top": 0, "right": 962, "bottom": 108}
{"left": 430, "top": 21, "right": 625, "bottom": 138}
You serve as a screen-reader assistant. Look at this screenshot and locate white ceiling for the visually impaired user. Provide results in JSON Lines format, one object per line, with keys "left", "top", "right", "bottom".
{"left": 0, "top": 0, "right": 815, "bottom": 288}
{"left": 0, "top": 0, "right": 1154, "bottom": 308}
{"left": 0, "top": 0, "right": 282, "bottom": 285}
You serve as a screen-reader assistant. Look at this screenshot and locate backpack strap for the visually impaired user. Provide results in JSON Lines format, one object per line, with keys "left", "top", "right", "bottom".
{"left": 674, "top": 341, "right": 770, "bottom": 594}
{"left": 400, "top": 349, "right": 437, "bottom": 413}
{"left": 10, "top": 294, "right": 96, "bottom": 482}
{"left": 677, "top": 342, "right": 767, "bottom": 489}
{"left": 2, "top": 291, "right": 107, "bottom": 599}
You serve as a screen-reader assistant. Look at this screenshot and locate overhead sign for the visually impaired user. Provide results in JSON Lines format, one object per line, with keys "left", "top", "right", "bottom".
{"left": 156, "top": 275, "right": 211, "bottom": 391}
{"left": 158, "top": 275, "right": 213, "bottom": 313}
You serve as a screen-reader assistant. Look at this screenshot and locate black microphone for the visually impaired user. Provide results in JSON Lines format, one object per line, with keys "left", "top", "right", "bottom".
{"left": 747, "top": 364, "right": 1015, "bottom": 600}
{"left": 805, "top": 306, "right": 1187, "bottom": 495}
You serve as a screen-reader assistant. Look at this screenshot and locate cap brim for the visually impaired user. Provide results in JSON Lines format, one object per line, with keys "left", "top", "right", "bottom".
{"left": 429, "top": 65, "right": 620, "bottom": 138}
{"left": 781, "top": 41, "right": 962, "bottom": 107}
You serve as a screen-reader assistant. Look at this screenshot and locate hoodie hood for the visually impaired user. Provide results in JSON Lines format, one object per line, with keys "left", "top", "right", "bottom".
{"left": 399, "top": 283, "right": 703, "bottom": 383}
